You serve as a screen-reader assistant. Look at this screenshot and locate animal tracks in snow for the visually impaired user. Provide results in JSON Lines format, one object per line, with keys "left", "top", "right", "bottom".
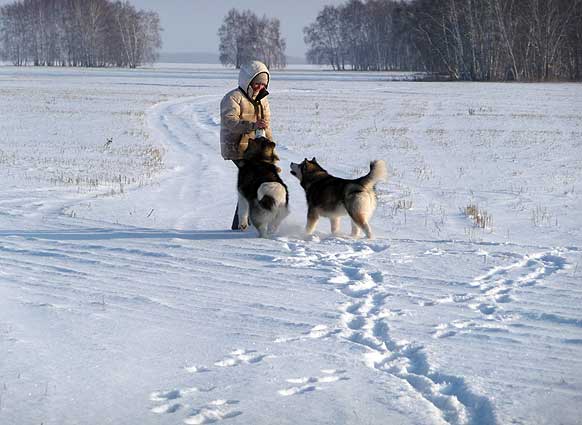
{"left": 272, "top": 237, "right": 494, "bottom": 424}
{"left": 149, "top": 348, "right": 268, "bottom": 423}
{"left": 274, "top": 324, "right": 340, "bottom": 343}
{"left": 278, "top": 369, "right": 349, "bottom": 396}
{"left": 214, "top": 349, "right": 269, "bottom": 368}
{"left": 184, "top": 400, "right": 242, "bottom": 425}
{"left": 433, "top": 249, "right": 568, "bottom": 339}
{"left": 149, "top": 386, "right": 215, "bottom": 415}
{"left": 275, "top": 238, "right": 388, "bottom": 271}
{"left": 151, "top": 395, "right": 242, "bottom": 425}
{"left": 185, "top": 365, "right": 211, "bottom": 374}
{"left": 332, "top": 254, "right": 493, "bottom": 423}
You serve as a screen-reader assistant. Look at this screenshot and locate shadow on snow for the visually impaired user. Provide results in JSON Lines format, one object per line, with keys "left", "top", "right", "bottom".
{"left": 0, "top": 228, "right": 255, "bottom": 241}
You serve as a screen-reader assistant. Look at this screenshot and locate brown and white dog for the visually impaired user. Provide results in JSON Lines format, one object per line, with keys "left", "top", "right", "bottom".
{"left": 290, "top": 158, "right": 387, "bottom": 238}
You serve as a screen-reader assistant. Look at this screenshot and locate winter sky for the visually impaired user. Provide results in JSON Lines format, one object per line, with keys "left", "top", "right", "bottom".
{"left": 130, "top": 0, "right": 346, "bottom": 57}
{"left": 0, "top": 0, "right": 346, "bottom": 58}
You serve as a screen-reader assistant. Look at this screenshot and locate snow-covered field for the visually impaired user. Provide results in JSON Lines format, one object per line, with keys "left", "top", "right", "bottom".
{"left": 1, "top": 64, "right": 581, "bottom": 425}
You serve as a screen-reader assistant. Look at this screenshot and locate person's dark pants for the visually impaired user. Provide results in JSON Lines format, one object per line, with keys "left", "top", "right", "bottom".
{"left": 231, "top": 160, "right": 243, "bottom": 230}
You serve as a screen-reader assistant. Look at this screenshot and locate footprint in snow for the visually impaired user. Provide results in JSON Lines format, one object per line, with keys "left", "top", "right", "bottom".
{"left": 432, "top": 319, "right": 509, "bottom": 339}
{"left": 185, "top": 365, "right": 211, "bottom": 374}
{"left": 434, "top": 293, "right": 475, "bottom": 305}
{"left": 150, "top": 386, "right": 214, "bottom": 415}
{"left": 214, "top": 349, "right": 269, "bottom": 368}
{"left": 184, "top": 399, "right": 242, "bottom": 424}
{"left": 329, "top": 262, "right": 384, "bottom": 299}
{"left": 432, "top": 250, "right": 567, "bottom": 343}
{"left": 275, "top": 324, "right": 340, "bottom": 343}
{"left": 278, "top": 369, "right": 349, "bottom": 396}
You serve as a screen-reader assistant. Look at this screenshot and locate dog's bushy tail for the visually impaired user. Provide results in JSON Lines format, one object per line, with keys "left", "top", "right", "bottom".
{"left": 259, "top": 195, "right": 276, "bottom": 210}
{"left": 258, "top": 182, "right": 287, "bottom": 211}
{"left": 359, "top": 160, "right": 388, "bottom": 189}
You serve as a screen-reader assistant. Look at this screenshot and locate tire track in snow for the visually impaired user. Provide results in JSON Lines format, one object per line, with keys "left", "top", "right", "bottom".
{"left": 146, "top": 95, "right": 218, "bottom": 161}
{"left": 275, "top": 237, "right": 496, "bottom": 425}
{"left": 145, "top": 95, "right": 229, "bottom": 229}
{"left": 142, "top": 94, "right": 296, "bottom": 420}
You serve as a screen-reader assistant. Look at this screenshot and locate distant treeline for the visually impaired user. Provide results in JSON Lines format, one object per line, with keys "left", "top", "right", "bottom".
{"left": 304, "top": 0, "right": 582, "bottom": 81}
{"left": 0, "top": 0, "right": 162, "bottom": 68}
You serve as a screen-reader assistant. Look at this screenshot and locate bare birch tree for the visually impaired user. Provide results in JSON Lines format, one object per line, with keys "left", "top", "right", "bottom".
{"left": 218, "top": 9, "right": 286, "bottom": 69}
{"left": 303, "top": 0, "right": 582, "bottom": 80}
{"left": 0, "top": 0, "right": 162, "bottom": 68}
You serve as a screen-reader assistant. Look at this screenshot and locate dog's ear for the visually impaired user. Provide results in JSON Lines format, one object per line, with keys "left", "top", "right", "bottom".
{"left": 311, "top": 157, "right": 317, "bottom": 164}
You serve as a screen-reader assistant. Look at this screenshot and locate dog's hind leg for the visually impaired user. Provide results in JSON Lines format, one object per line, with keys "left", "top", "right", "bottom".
{"left": 237, "top": 193, "right": 250, "bottom": 231}
{"left": 347, "top": 193, "right": 375, "bottom": 239}
{"left": 269, "top": 207, "right": 289, "bottom": 234}
{"left": 257, "top": 224, "right": 269, "bottom": 238}
{"left": 330, "top": 217, "right": 341, "bottom": 235}
{"left": 305, "top": 209, "right": 320, "bottom": 235}
{"left": 360, "top": 222, "right": 373, "bottom": 239}
{"left": 351, "top": 220, "right": 361, "bottom": 237}
{"left": 350, "top": 212, "right": 373, "bottom": 239}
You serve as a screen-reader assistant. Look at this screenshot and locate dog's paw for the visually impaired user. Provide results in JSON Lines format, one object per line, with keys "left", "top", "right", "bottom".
{"left": 304, "top": 233, "right": 320, "bottom": 242}
{"left": 238, "top": 222, "right": 249, "bottom": 231}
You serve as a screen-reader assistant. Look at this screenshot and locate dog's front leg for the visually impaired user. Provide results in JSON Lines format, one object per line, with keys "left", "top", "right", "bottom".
{"left": 305, "top": 209, "right": 320, "bottom": 235}
{"left": 237, "top": 193, "right": 250, "bottom": 231}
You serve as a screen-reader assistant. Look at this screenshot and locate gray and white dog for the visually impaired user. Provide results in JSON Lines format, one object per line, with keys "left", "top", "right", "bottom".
{"left": 290, "top": 158, "right": 387, "bottom": 238}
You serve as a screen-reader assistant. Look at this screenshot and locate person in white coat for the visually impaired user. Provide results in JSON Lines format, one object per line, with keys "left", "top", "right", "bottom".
{"left": 220, "top": 60, "right": 274, "bottom": 229}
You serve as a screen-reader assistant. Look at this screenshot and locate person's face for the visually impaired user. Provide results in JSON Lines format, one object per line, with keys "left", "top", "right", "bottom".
{"left": 251, "top": 82, "right": 266, "bottom": 94}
